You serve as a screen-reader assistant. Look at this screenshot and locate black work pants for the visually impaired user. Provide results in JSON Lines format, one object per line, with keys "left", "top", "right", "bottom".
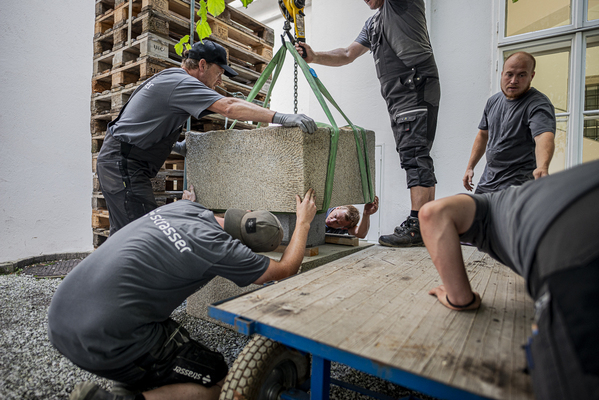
{"left": 97, "top": 137, "right": 157, "bottom": 235}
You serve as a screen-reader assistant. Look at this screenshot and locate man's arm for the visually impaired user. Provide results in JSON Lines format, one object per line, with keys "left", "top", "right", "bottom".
{"left": 347, "top": 196, "right": 379, "bottom": 239}
{"left": 533, "top": 131, "right": 555, "bottom": 179}
{"left": 254, "top": 189, "right": 317, "bottom": 284}
{"left": 419, "top": 195, "right": 481, "bottom": 311}
{"left": 296, "top": 41, "right": 369, "bottom": 66}
{"left": 463, "top": 129, "right": 489, "bottom": 191}
{"left": 208, "top": 97, "right": 317, "bottom": 133}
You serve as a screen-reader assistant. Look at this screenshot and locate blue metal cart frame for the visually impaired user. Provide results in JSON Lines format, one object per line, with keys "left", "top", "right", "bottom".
{"left": 209, "top": 299, "right": 493, "bottom": 400}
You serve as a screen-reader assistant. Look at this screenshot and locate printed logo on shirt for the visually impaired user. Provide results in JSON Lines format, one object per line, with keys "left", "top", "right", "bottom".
{"left": 146, "top": 209, "right": 191, "bottom": 253}
{"left": 173, "top": 366, "right": 212, "bottom": 384}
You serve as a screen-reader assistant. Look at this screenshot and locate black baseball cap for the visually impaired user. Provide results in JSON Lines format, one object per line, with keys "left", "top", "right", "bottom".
{"left": 224, "top": 209, "right": 284, "bottom": 253}
{"left": 187, "top": 40, "right": 238, "bottom": 78}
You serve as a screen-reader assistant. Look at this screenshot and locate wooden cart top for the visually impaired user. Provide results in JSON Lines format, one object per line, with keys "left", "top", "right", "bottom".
{"left": 212, "top": 245, "right": 535, "bottom": 400}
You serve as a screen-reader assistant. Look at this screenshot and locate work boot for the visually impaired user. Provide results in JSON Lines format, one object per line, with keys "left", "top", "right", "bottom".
{"left": 70, "top": 382, "right": 136, "bottom": 400}
{"left": 378, "top": 216, "right": 424, "bottom": 247}
{"left": 111, "top": 381, "right": 138, "bottom": 396}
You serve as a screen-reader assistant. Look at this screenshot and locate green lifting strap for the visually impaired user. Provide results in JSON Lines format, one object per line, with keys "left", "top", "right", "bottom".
{"left": 229, "top": 40, "right": 374, "bottom": 211}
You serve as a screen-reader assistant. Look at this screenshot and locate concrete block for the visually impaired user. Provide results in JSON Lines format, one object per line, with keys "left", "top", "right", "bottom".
{"left": 277, "top": 212, "right": 326, "bottom": 247}
{"left": 185, "top": 126, "right": 375, "bottom": 213}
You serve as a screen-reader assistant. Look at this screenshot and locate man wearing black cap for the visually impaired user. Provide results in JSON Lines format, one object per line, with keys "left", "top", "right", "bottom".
{"left": 97, "top": 40, "right": 317, "bottom": 235}
{"left": 48, "top": 186, "right": 317, "bottom": 400}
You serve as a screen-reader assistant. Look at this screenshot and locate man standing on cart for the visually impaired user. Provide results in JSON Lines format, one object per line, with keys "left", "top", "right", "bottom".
{"left": 297, "top": 0, "right": 440, "bottom": 247}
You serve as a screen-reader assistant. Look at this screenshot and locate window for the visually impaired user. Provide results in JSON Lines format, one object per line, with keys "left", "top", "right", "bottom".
{"left": 506, "top": 0, "right": 571, "bottom": 37}
{"left": 500, "top": 0, "right": 599, "bottom": 171}
{"left": 590, "top": 0, "right": 599, "bottom": 20}
{"left": 584, "top": 36, "right": 599, "bottom": 162}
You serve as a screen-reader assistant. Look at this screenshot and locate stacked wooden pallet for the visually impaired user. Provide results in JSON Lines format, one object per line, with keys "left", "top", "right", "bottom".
{"left": 91, "top": 0, "right": 275, "bottom": 247}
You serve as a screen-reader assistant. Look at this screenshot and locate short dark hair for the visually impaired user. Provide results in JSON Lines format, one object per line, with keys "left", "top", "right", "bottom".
{"left": 504, "top": 51, "right": 536, "bottom": 72}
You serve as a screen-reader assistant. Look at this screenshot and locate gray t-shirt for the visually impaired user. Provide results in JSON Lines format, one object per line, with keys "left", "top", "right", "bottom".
{"left": 476, "top": 88, "right": 556, "bottom": 193}
{"left": 355, "top": 0, "right": 433, "bottom": 67}
{"left": 460, "top": 159, "right": 599, "bottom": 293}
{"left": 48, "top": 201, "right": 269, "bottom": 370}
{"left": 109, "top": 68, "right": 224, "bottom": 150}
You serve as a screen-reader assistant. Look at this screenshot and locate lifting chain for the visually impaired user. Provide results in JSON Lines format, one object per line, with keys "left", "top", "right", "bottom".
{"left": 294, "top": 34, "right": 299, "bottom": 114}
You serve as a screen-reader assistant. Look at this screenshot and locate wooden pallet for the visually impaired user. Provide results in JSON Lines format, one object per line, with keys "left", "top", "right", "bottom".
{"left": 92, "top": 209, "right": 110, "bottom": 229}
{"left": 90, "top": 0, "right": 274, "bottom": 248}
{"left": 94, "top": 1, "right": 274, "bottom": 74}
{"left": 92, "top": 55, "right": 176, "bottom": 93}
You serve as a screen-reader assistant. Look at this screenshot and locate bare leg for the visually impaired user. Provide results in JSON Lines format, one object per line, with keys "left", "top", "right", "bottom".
{"left": 410, "top": 185, "right": 436, "bottom": 211}
{"left": 143, "top": 381, "right": 222, "bottom": 400}
{"left": 419, "top": 195, "right": 481, "bottom": 310}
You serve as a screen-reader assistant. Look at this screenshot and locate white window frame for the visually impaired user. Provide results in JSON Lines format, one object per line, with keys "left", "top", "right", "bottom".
{"left": 497, "top": 0, "right": 599, "bottom": 167}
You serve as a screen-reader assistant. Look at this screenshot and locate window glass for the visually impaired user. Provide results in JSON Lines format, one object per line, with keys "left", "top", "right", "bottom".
{"left": 506, "top": 0, "right": 571, "bottom": 37}
{"left": 532, "top": 50, "right": 570, "bottom": 113}
{"left": 549, "top": 117, "right": 568, "bottom": 173}
{"left": 584, "top": 36, "right": 599, "bottom": 162}
{"left": 589, "top": 0, "right": 599, "bottom": 21}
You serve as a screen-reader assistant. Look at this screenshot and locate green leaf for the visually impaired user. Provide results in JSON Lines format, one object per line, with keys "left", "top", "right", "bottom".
{"left": 175, "top": 35, "right": 190, "bottom": 56}
{"left": 241, "top": 0, "right": 254, "bottom": 7}
{"left": 196, "top": 1, "right": 212, "bottom": 40}
{"left": 197, "top": 20, "right": 213, "bottom": 40}
{"left": 207, "top": 0, "right": 225, "bottom": 17}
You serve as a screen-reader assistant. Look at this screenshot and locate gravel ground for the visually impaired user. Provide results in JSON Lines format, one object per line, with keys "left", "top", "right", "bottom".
{"left": 0, "top": 272, "right": 437, "bottom": 400}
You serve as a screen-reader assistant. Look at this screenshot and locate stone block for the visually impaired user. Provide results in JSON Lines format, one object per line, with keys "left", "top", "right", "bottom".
{"left": 277, "top": 212, "right": 326, "bottom": 247}
{"left": 185, "top": 126, "right": 375, "bottom": 213}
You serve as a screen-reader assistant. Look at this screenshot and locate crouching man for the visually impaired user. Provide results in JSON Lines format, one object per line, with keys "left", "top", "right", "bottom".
{"left": 48, "top": 186, "right": 317, "bottom": 400}
{"left": 419, "top": 160, "right": 599, "bottom": 399}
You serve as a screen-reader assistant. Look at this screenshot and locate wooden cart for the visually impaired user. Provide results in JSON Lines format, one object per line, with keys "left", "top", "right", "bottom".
{"left": 209, "top": 245, "right": 535, "bottom": 400}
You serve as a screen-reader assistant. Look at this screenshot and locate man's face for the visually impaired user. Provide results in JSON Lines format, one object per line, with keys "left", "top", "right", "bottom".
{"left": 326, "top": 208, "right": 351, "bottom": 229}
{"left": 364, "top": 0, "right": 384, "bottom": 10}
{"left": 200, "top": 62, "right": 224, "bottom": 90}
{"left": 501, "top": 55, "right": 535, "bottom": 100}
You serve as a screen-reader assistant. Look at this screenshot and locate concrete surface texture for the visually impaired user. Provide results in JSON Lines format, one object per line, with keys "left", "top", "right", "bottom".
{"left": 277, "top": 213, "right": 326, "bottom": 246}
{"left": 186, "top": 126, "right": 376, "bottom": 213}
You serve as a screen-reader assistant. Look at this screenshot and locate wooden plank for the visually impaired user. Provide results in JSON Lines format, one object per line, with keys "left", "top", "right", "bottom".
{"left": 213, "top": 246, "right": 535, "bottom": 400}
{"left": 325, "top": 234, "right": 359, "bottom": 247}
{"left": 274, "top": 244, "right": 319, "bottom": 257}
{"left": 92, "top": 209, "right": 110, "bottom": 229}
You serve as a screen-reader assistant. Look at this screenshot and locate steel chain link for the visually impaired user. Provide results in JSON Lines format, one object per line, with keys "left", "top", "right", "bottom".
{"left": 294, "top": 34, "right": 299, "bottom": 114}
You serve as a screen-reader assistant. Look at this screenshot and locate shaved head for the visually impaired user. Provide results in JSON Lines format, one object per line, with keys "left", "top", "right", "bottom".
{"left": 504, "top": 52, "right": 536, "bottom": 73}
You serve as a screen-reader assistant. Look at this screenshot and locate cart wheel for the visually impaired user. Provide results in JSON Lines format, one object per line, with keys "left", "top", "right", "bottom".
{"left": 220, "top": 335, "right": 310, "bottom": 400}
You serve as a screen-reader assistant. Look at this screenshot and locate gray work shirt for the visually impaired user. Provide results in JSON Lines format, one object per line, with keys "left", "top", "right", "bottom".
{"left": 355, "top": 0, "right": 433, "bottom": 67}
{"left": 476, "top": 88, "right": 556, "bottom": 193}
{"left": 48, "top": 201, "right": 269, "bottom": 370}
{"left": 460, "top": 159, "right": 599, "bottom": 291}
{"left": 109, "top": 68, "right": 224, "bottom": 150}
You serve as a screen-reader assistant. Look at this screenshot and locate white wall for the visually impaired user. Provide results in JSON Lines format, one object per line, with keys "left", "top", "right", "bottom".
{"left": 0, "top": 1, "right": 95, "bottom": 262}
{"left": 237, "top": 0, "right": 497, "bottom": 240}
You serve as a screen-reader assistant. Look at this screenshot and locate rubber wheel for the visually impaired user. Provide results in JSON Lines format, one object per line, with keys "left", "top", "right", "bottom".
{"left": 220, "top": 335, "right": 310, "bottom": 400}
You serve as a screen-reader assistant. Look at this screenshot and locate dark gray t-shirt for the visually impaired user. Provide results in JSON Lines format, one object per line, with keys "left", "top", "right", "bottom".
{"left": 48, "top": 201, "right": 269, "bottom": 370}
{"left": 109, "top": 68, "right": 224, "bottom": 150}
{"left": 459, "top": 159, "right": 599, "bottom": 294}
{"left": 355, "top": 0, "right": 432, "bottom": 67}
{"left": 476, "top": 88, "right": 556, "bottom": 193}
